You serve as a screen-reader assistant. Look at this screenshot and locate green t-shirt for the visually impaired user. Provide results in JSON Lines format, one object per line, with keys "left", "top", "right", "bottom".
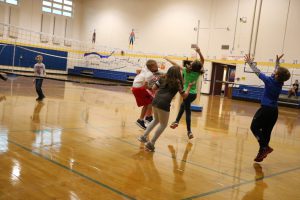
{"left": 183, "top": 68, "right": 201, "bottom": 94}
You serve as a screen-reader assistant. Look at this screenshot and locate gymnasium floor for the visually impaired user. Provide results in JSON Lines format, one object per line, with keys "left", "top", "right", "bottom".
{"left": 0, "top": 76, "right": 299, "bottom": 200}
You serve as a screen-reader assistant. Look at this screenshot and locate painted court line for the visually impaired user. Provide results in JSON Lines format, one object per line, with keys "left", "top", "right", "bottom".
{"left": 7, "top": 139, "right": 136, "bottom": 200}
{"left": 182, "top": 166, "right": 300, "bottom": 199}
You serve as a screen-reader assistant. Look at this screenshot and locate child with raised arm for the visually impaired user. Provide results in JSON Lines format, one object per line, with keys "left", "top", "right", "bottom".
{"left": 137, "top": 66, "right": 194, "bottom": 152}
{"left": 244, "top": 54, "right": 290, "bottom": 162}
{"left": 164, "top": 45, "right": 205, "bottom": 139}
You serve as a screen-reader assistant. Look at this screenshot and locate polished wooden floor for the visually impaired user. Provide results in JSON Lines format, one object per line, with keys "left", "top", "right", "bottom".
{"left": 0, "top": 76, "right": 300, "bottom": 200}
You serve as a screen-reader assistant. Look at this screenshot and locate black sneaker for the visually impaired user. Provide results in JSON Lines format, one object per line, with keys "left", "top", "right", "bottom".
{"left": 145, "top": 116, "right": 153, "bottom": 123}
{"left": 136, "top": 119, "right": 146, "bottom": 130}
{"left": 145, "top": 142, "right": 155, "bottom": 152}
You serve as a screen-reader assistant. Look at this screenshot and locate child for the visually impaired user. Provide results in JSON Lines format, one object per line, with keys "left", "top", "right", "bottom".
{"left": 288, "top": 80, "right": 298, "bottom": 98}
{"left": 244, "top": 54, "right": 290, "bottom": 162}
{"left": 33, "top": 55, "right": 46, "bottom": 101}
{"left": 132, "top": 60, "right": 159, "bottom": 129}
{"left": 137, "top": 66, "right": 194, "bottom": 152}
{"left": 165, "top": 45, "right": 205, "bottom": 139}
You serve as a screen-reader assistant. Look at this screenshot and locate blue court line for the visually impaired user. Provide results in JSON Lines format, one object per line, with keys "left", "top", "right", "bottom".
{"left": 182, "top": 166, "right": 300, "bottom": 199}
{"left": 7, "top": 139, "right": 136, "bottom": 200}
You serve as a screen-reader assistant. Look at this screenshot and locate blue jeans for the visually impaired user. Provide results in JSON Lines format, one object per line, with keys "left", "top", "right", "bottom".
{"left": 35, "top": 79, "right": 45, "bottom": 99}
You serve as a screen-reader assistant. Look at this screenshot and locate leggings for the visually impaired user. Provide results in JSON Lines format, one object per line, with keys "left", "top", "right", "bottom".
{"left": 143, "top": 107, "right": 169, "bottom": 144}
{"left": 175, "top": 93, "right": 197, "bottom": 132}
{"left": 250, "top": 106, "right": 278, "bottom": 149}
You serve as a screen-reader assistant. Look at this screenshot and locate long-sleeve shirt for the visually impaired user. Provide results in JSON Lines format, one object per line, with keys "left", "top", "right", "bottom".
{"left": 246, "top": 61, "right": 283, "bottom": 107}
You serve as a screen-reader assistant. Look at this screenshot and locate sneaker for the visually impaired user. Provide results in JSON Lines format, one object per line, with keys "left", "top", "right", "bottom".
{"left": 254, "top": 146, "right": 273, "bottom": 162}
{"left": 136, "top": 119, "right": 146, "bottom": 130}
{"left": 265, "top": 146, "right": 274, "bottom": 155}
{"left": 187, "top": 131, "right": 194, "bottom": 139}
{"left": 145, "top": 116, "right": 153, "bottom": 123}
{"left": 170, "top": 121, "right": 178, "bottom": 129}
{"left": 145, "top": 142, "right": 155, "bottom": 152}
{"left": 137, "top": 135, "right": 148, "bottom": 143}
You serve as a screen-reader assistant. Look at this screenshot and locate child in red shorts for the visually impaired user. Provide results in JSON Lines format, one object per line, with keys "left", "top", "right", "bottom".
{"left": 132, "top": 60, "right": 159, "bottom": 129}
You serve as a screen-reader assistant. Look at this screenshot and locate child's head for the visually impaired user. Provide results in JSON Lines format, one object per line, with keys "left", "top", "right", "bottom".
{"left": 274, "top": 67, "right": 290, "bottom": 83}
{"left": 187, "top": 60, "right": 204, "bottom": 74}
{"left": 295, "top": 80, "right": 298, "bottom": 84}
{"left": 146, "top": 60, "right": 158, "bottom": 73}
{"left": 165, "top": 66, "right": 183, "bottom": 90}
{"left": 36, "top": 55, "right": 43, "bottom": 63}
{"left": 166, "top": 66, "right": 182, "bottom": 80}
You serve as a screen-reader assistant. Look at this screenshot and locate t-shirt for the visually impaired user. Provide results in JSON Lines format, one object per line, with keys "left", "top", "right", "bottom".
{"left": 183, "top": 68, "right": 201, "bottom": 94}
{"left": 259, "top": 73, "right": 283, "bottom": 107}
{"left": 34, "top": 63, "right": 46, "bottom": 79}
{"left": 152, "top": 78, "right": 184, "bottom": 112}
{"left": 132, "top": 67, "right": 155, "bottom": 88}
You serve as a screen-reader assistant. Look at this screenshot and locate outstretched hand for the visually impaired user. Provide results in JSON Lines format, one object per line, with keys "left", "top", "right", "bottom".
{"left": 276, "top": 54, "right": 284, "bottom": 63}
{"left": 244, "top": 54, "right": 254, "bottom": 63}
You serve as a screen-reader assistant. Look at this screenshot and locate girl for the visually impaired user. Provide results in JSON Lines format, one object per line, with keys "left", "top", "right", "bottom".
{"left": 137, "top": 66, "right": 194, "bottom": 152}
{"left": 165, "top": 45, "right": 205, "bottom": 139}
{"left": 245, "top": 54, "right": 290, "bottom": 162}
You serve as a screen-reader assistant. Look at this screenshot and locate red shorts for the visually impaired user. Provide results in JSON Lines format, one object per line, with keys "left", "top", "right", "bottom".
{"left": 132, "top": 86, "right": 153, "bottom": 107}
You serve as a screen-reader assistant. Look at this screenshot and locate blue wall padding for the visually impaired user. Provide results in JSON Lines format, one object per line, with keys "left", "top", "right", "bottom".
{"left": 0, "top": 43, "right": 68, "bottom": 71}
{"left": 232, "top": 85, "right": 300, "bottom": 105}
{"left": 68, "top": 66, "right": 136, "bottom": 82}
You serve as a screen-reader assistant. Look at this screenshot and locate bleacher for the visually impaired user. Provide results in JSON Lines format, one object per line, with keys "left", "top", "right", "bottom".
{"left": 232, "top": 85, "right": 300, "bottom": 108}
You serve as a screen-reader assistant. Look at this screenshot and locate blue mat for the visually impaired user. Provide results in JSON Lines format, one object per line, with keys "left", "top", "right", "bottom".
{"left": 191, "top": 105, "right": 203, "bottom": 112}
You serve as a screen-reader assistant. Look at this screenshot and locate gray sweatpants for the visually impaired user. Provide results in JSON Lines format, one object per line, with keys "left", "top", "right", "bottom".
{"left": 143, "top": 106, "right": 170, "bottom": 144}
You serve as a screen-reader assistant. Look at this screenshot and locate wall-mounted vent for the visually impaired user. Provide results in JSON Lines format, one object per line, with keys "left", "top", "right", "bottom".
{"left": 221, "top": 45, "right": 230, "bottom": 50}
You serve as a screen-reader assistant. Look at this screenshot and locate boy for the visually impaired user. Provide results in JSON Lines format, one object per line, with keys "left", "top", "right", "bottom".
{"left": 132, "top": 60, "right": 159, "bottom": 129}
{"left": 244, "top": 54, "right": 290, "bottom": 162}
{"left": 33, "top": 55, "right": 46, "bottom": 101}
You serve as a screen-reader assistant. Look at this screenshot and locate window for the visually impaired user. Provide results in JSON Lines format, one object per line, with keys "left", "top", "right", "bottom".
{"left": 0, "top": 0, "right": 18, "bottom": 5}
{"left": 42, "top": 0, "right": 73, "bottom": 17}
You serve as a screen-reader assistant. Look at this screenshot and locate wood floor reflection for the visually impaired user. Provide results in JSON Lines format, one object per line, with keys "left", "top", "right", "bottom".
{"left": 0, "top": 77, "right": 299, "bottom": 200}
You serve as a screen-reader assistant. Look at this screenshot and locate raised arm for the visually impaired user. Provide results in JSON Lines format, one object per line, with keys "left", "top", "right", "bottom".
{"left": 275, "top": 54, "right": 284, "bottom": 71}
{"left": 164, "top": 57, "right": 182, "bottom": 69}
{"left": 244, "top": 54, "right": 261, "bottom": 76}
{"left": 194, "top": 45, "right": 204, "bottom": 65}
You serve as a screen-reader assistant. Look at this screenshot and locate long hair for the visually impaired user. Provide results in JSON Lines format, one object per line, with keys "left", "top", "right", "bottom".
{"left": 191, "top": 60, "right": 204, "bottom": 74}
{"left": 163, "top": 66, "right": 183, "bottom": 91}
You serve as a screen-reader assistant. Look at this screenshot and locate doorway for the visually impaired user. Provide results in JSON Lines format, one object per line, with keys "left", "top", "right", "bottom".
{"left": 210, "top": 63, "right": 236, "bottom": 97}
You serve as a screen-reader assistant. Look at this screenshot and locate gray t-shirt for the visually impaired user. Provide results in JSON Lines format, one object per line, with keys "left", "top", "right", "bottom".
{"left": 152, "top": 78, "right": 184, "bottom": 112}
{"left": 34, "top": 63, "right": 46, "bottom": 79}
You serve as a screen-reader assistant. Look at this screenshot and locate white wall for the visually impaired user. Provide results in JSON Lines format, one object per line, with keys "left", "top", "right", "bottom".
{"left": 0, "top": 0, "right": 81, "bottom": 41}
{"left": 1, "top": 0, "right": 300, "bottom": 90}
{"left": 79, "top": 0, "right": 300, "bottom": 92}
